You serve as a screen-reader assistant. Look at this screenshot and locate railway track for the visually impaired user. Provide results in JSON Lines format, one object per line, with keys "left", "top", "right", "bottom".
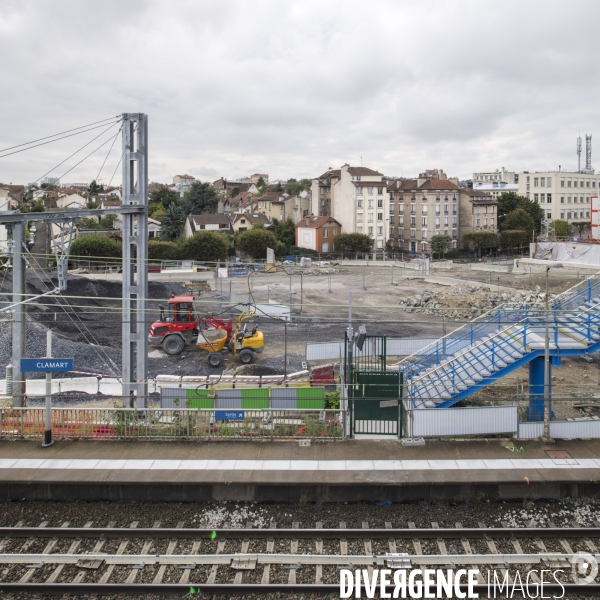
{"left": 1, "top": 523, "right": 599, "bottom": 596}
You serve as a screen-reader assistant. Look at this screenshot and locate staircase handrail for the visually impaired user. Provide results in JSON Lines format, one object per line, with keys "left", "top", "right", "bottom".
{"left": 399, "top": 272, "right": 600, "bottom": 378}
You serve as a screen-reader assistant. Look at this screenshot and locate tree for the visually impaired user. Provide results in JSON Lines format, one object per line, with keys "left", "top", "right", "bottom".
{"left": 500, "top": 230, "right": 529, "bottom": 250}
{"left": 502, "top": 208, "right": 534, "bottom": 234}
{"left": 430, "top": 234, "right": 452, "bottom": 258}
{"left": 69, "top": 234, "right": 122, "bottom": 266}
{"left": 179, "top": 231, "right": 229, "bottom": 262}
{"left": 99, "top": 214, "right": 117, "bottom": 229}
{"left": 29, "top": 200, "right": 45, "bottom": 213}
{"left": 333, "top": 232, "right": 373, "bottom": 253}
{"left": 86, "top": 198, "right": 100, "bottom": 209}
{"left": 87, "top": 180, "right": 103, "bottom": 195}
{"left": 160, "top": 204, "right": 186, "bottom": 241}
{"left": 461, "top": 231, "right": 499, "bottom": 258}
{"left": 235, "top": 228, "right": 279, "bottom": 259}
{"left": 256, "top": 176, "right": 266, "bottom": 188}
{"left": 572, "top": 221, "right": 589, "bottom": 238}
{"left": 274, "top": 181, "right": 283, "bottom": 192}
{"left": 149, "top": 186, "right": 179, "bottom": 209}
{"left": 229, "top": 186, "right": 241, "bottom": 198}
{"left": 497, "top": 192, "right": 544, "bottom": 233}
{"left": 76, "top": 217, "right": 101, "bottom": 230}
{"left": 551, "top": 219, "right": 574, "bottom": 238}
{"left": 273, "top": 217, "right": 296, "bottom": 253}
{"left": 182, "top": 181, "right": 220, "bottom": 214}
{"left": 148, "top": 240, "right": 180, "bottom": 261}
{"left": 150, "top": 205, "right": 166, "bottom": 222}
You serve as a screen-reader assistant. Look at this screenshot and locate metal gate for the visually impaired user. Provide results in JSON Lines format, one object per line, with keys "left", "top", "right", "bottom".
{"left": 349, "top": 371, "right": 402, "bottom": 437}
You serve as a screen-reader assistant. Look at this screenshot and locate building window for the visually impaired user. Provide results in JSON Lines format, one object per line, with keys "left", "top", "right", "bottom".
{"left": 399, "top": 229, "right": 404, "bottom": 237}
{"left": 573, "top": 180, "right": 578, "bottom": 188}
{"left": 377, "top": 226, "right": 383, "bottom": 235}
{"left": 422, "top": 229, "right": 427, "bottom": 240}
{"left": 377, "top": 212, "right": 383, "bottom": 221}
{"left": 357, "top": 199, "right": 362, "bottom": 208}
{"left": 323, "top": 228, "right": 329, "bottom": 238}
{"left": 368, "top": 213, "right": 373, "bottom": 222}
{"left": 435, "top": 205, "right": 440, "bottom": 214}
{"left": 399, "top": 205, "right": 404, "bottom": 214}
{"left": 541, "top": 194, "right": 545, "bottom": 202}
{"left": 567, "top": 211, "right": 572, "bottom": 219}
{"left": 357, "top": 226, "right": 363, "bottom": 233}
{"left": 410, "top": 204, "right": 416, "bottom": 214}
{"left": 567, "top": 196, "right": 571, "bottom": 203}
{"left": 333, "top": 227, "right": 338, "bottom": 235}
{"left": 546, "top": 211, "right": 551, "bottom": 219}
{"left": 389, "top": 217, "right": 394, "bottom": 225}
{"left": 356, "top": 175, "right": 361, "bottom": 181}
{"left": 399, "top": 216, "right": 404, "bottom": 226}
{"left": 547, "top": 193, "right": 552, "bottom": 203}
{"left": 357, "top": 214, "right": 362, "bottom": 223}
{"left": 534, "top": 177, "right": 538, "bottom": 187}
{"left": 567, "top": 178, "right": 572, "bottom": 187}
{"left": 547, "top": 177, "right": 552, "bottom": 187}
{"left": 389, "top": 204, "right": 394, "bottom": 213}
{"left": 560, "top": 211, "right": 564, "bottom": 219}
{"left": 377, "top": 187, "right": 383, "bottom": 194}
{"left": 580, "top": 179, "right": 584, "bottom": 187}
{"left": 368, "top": 187, "right": 373, "bottom": 194}
{"left": 377, "top": 199, "right": 383, "bottom": 208}
{"left": 410, "top": 216, "right": 416, "bottom": 226}
{"left": 593, "top": 180, "right": 597, "bottom": 188}
{"left": 534, "top": 194, "right": 539, "bottom": 202}
{"left": 586, "top": 211, "right": 590, "bottom": 218}
{"left": 422, "top": 205, "right": 428, "bottom": 214}
{"left": 444, "top": 217, "right": 449, "bottom": 226}
{"left": 435, "top": 217, "right": 440, "bottom": 227}
{"left": 476, "top": 218, "right": 480, "bottom": 226}
{"left": 357, "top": 186, "right": 363, "bottom": 194}
{"left": 322, "top": 242, "right": 329, "bottom": 252}
{"left": 410, "top": 229, "right": 416, "bottom": 238}
{"left": 560, "top": 195, "right": 564, "bottom": 204}
{"left": 422, "top": 217, "right": 427, "bottom": 226}
{"left": 368, "top": 226, "right": 373, "bottom": 235}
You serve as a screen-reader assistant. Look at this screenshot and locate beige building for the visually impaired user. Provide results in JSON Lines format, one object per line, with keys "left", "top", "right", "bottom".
{"left": 231, "top": 213, "right": 271, "bottom": 233}
{"left": 517, "top": 170, "right": 599, "bottom": 224}
{"left": 311, "top": 164, "right": 389, "bottom": 250}
{"left": 458, "top": 188, "right": 497, "bottom": 245}
{"left": 473, "top": 181, "right": 518, "bottom": 200}
{"left": 387, "top": 178, "right": 460, "bottom": 254}
{"left": 473, "top": 167, "right": 517, "bottom": 185}
{"left": 173, "top": 174, "right": 195, "bottom": 185}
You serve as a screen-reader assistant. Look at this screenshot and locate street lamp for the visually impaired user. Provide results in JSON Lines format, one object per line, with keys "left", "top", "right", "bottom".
{"left": 543, "top": 262, "right": 562, "bottom": 442}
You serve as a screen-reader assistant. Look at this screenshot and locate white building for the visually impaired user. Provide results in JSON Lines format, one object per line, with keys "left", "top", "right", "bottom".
{"left": 517, "top": 171, "right": 599, "bottom": 223}
{"left": 311, "top": 164, "right": 389, "bottom": 250}
{"left": 473, "top": 168, "right": 517, "bottom": 185}
{"left": 473, "top": 181, "right": 519, "bottom": 200}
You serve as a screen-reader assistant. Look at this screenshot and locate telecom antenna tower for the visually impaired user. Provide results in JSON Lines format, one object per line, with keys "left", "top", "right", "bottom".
{"left": 577, "top": 136, "right": 582, "bottom": 172}
{"left": 586, "top": 134, "right": 593, "bottom": 173}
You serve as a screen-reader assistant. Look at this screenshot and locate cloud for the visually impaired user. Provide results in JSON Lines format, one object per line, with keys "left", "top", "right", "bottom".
{"left": 0, "top": 0, "right": 599, "bottom": 185}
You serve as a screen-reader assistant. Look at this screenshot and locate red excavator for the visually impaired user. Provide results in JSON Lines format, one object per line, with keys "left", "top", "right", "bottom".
{"left": 148, "top": 295, "right": 232, "bottom": 355}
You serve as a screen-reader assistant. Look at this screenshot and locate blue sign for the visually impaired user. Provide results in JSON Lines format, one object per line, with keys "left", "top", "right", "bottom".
{"left": 20, "top": 358, "right": 73, "bottom": 372}
{"left": 215, "top": 410, "right": 245, "bottom": 421}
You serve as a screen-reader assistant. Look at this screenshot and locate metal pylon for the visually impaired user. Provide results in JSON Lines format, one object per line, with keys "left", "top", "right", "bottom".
{"left": 121, "top": 113, "right": 148, "bottom": 406}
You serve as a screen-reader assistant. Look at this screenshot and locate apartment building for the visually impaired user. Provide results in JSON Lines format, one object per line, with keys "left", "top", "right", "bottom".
{"left": 473, "top": 181, "right": 518, "bottom": 200}
{"left": 517, "top": 171, "right": 599, "bottom": 223}
{"left": 311, "top": 164, "right": 388, "bottom": 250}
{"left": 387, "top": 178, "right": 460, "bottom": 254}
{"left": 458, "top": 188, "right": 497, "bottom": 244}
{"left": 473, "top": 167, "right": 517, "bottom": 185}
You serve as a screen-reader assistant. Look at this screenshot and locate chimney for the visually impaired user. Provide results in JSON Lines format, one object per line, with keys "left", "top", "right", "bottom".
{"left": 304, "top": 216, "right": 310, "bottom": 226}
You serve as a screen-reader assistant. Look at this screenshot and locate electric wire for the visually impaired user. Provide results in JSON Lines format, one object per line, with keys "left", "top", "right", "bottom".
{"left": 106, "top": 121, "right": 137, "bottom": 188}
{"left": 94, "top": 124, "right": 122, "bottom": 184}
{"left": 0, "top": 116, "right": 121, "bottom": 154}
{"left": 53, "top": 127, "right": 124, "bottom": 183}
{"left": 30, "top": 120, "right": 122, "bottom": 187}
{"left": 0, "top": 120, "right": 122, "bottom": 159}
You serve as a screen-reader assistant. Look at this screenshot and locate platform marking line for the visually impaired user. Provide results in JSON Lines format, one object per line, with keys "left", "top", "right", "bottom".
{"left": 0, "top": 458, "right": 599, "bottom": 471}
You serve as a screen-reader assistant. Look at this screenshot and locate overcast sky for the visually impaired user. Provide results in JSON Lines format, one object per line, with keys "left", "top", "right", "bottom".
{"left": 1, "top": 0, "right": 599, "bottom": 186}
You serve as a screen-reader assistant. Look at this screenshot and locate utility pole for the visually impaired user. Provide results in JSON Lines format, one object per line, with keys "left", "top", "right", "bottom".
{"left": 10, "top": 222, "right": 26, "bottom": 406}
{"left": 43, "top": 330, "right": 53, "bottom": 447}
{"left": 121, "top": 113, "right": 149, "bottom": 407}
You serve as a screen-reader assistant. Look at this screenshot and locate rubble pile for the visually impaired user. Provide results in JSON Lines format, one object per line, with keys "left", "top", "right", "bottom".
{"left": 399, "top": 284, "right": 548, "bottom": 320}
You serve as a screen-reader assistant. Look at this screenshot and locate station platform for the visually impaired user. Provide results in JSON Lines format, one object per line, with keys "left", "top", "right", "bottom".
{"left": 0, "top": 438, "right": 599, "bottom": 502}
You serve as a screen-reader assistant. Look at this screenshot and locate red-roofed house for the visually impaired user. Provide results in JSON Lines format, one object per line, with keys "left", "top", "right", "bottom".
{"left": 295, "top": 215, "right": 342, "bottom": 253}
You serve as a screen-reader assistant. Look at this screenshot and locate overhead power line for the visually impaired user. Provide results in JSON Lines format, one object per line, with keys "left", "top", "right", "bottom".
{"left": 0, "top": 116, "right": 120, "bottom": 154}
{"left": 0, "top": 120, "right": 121, "bottom": 159}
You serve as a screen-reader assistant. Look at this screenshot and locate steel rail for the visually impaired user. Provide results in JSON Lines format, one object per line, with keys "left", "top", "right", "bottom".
{"left": 0, "top": 583, "right": 598, "bottom": 597}
{"left": 0, "top": 526, "right": 598, "bottom": 540}
{"left": 0, "top": 551, "right": 594, "bottom": 566}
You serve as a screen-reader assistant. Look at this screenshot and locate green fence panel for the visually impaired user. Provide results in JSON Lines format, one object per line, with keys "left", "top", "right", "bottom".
{"left": 296, "top": 387, "right": 324, "bottom": 409}
{"left": 186, "top": 388, "right": 214, "bottom": 409}
{"left": 241, "top": 388, "right": 269, "bottom": 409}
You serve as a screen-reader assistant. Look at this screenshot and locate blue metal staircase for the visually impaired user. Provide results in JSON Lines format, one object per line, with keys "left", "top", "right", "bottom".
{"left": 399, "top": 274, "right": 600, "bottom": 409}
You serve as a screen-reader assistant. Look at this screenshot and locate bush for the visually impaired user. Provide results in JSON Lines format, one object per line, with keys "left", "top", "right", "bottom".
{"left": 235, "top": 228, "right": 279, "bottom": 259}
{"left": 333, "top": 232, "right": 373, "bottom": 253}
{"left": 69, "top": 234, "right": 122, "bottom": 266}
{"left": 179, "top": 231, "right": 229, "bottom": 262}
{"left": 148, "top": 240, "right": 180, "bottom": 261}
